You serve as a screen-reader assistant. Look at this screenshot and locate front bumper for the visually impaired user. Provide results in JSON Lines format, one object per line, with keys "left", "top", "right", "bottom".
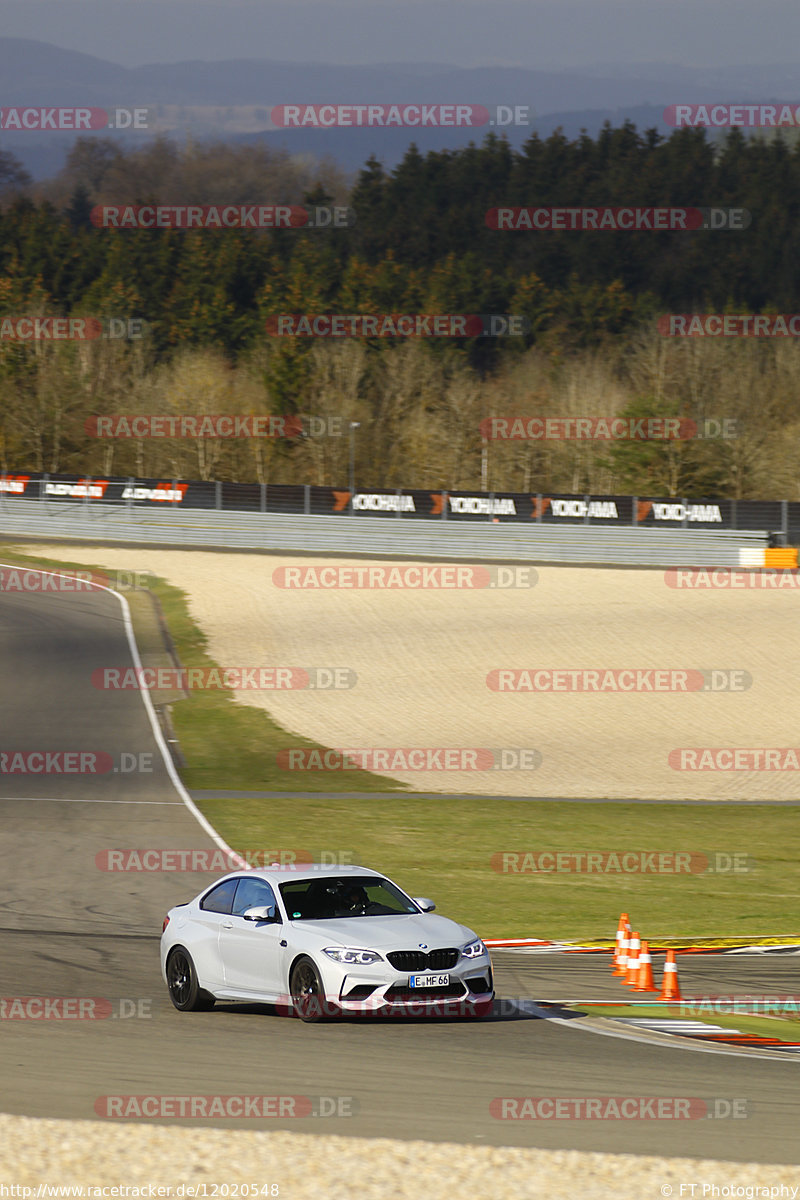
{"left": 333, "top": 963, "right": 494, "bottom": 1015}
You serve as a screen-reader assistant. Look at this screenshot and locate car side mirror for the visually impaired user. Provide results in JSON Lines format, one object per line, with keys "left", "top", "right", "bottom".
{"left": 413, "top": 897, "right": 436, "bottom": 912}
{"left": 243, "top": 905, "right": 279, "bottom": 923}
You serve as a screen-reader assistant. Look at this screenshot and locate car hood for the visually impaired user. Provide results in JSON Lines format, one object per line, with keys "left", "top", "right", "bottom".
{"left": 288, "top": 912, "right": 476, "bottom": 950}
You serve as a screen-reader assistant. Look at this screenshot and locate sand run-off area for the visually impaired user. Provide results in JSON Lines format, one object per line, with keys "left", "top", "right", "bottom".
{"left": 11, "top": 545, "right": 800, "bottom": 801}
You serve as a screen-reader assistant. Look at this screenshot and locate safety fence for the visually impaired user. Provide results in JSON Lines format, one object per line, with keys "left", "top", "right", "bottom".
{"left": 2, "top": 472, "right": 798, "bottom": 565}
{"left": 0, "top": 471, "right": 797, "bottom": 537}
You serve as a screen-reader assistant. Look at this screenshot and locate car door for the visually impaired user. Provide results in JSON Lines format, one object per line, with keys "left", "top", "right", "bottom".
{"left": 218, "top": 877, "right": 286, "bottom": 998}
{"left": 193, "top": 876, "right": 241, "bottom": 989}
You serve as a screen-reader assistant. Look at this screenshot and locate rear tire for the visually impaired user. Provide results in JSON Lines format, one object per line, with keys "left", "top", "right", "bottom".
{"left": 166, "top": 947, "right": 215, "bottom": 1012}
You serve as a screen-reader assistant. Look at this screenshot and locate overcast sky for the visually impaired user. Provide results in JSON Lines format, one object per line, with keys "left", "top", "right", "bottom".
{"left": 1, "top": 0, "right": 799, "bottom": 68}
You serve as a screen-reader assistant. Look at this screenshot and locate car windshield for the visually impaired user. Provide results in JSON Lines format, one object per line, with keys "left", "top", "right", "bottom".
{"left": 280, "top": 875, "right": 419, "bottom": 920}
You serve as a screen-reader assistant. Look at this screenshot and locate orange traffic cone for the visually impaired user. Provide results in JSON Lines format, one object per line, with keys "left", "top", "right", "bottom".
{"left": 613, "top": 914, "right": 630, "bottom": 976}
{"left": 658, "top": 949, "right": 682, "bottom": 1001}
{"left": 624, "top": 931, "right": 641, "bottom": 986}
{"left": 634, "top": 940, "right": 657, "bottom": 992}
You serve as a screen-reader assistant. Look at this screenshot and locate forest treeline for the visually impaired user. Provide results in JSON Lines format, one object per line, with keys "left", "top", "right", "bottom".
{"left": 1, "top": 124, "right": 799, "bottom": 497}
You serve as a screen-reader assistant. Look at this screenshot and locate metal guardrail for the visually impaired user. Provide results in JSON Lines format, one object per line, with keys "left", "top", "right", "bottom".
{"left": 0, "top": 499, "right": 770, "bottom": 565}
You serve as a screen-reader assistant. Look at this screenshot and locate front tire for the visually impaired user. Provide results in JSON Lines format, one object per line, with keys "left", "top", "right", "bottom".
{"left": 290, "top": 957, "right": 335, "bottom": 1022}
{"left": 166, "top": 947, "right": 215, "bottom": 1012}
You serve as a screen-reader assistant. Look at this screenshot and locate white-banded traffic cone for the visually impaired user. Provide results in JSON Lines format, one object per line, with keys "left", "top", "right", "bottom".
{"left": 658, "top": 949, "right": 682, "bottom": 1001}
{"left": 613, "top": 913, "right": 630, "bottom": 977}
{"left": 634, "top": 939, "right": 657, "bottom": 993}
{"left": 624, "top": 931, "right": 641, "bottom": 986}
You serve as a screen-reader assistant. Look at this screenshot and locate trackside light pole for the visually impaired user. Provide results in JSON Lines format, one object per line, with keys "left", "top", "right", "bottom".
{"left": 349, "top": 421, "right": 360, "bottom": 513}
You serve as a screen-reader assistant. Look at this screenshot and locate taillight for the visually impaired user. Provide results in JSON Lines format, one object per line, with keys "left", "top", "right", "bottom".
{"left": 162, "top": 915, "right": 170, "bottom": 933}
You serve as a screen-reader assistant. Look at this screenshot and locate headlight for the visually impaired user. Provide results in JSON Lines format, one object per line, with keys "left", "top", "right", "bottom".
{"left": 462, "top": 939, "right": 487, "bottom": 959}
{"left": 322, "top": 947, "right": 384, "bottom": 965}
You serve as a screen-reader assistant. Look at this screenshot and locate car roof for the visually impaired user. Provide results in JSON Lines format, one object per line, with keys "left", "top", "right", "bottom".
{"left": 201, "top": 864, "right": 384, "bottom": 889}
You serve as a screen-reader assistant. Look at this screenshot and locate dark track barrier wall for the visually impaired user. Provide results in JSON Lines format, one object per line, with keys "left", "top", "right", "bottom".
{"left": 0, "top": 473, "right": 795, "bottom": 544}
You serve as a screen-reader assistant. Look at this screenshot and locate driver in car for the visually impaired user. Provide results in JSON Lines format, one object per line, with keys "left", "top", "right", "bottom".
{"left": 339, "top": 884, "right": 394, "bottom": 916}
{"left": 333, "top": 884, "right": 366, "bottom": 914}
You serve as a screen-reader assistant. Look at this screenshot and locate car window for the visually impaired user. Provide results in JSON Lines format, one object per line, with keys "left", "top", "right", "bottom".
{"left": 199, "top": 878, "right": 240, "bottom": 914}
{"left": 232, "top": 877, "right": 278, "bottom": 917}
{"left": 279, "top": 875, "right": 418, "bottom": 919}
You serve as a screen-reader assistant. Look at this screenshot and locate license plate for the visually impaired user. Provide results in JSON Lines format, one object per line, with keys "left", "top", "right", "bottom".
{"left": 409, "top": 973, "right": 450, "bottom": 988}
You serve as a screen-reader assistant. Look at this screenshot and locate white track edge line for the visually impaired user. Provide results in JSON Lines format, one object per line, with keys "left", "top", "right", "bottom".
{"left": 551, "top": 1016, "right": 800, "bottom": 1062}
{"left": 0, "top": 562, "right": 249, "bottom": 870}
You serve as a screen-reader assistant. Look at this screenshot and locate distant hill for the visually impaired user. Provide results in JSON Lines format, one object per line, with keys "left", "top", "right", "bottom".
{"left": 2, "top": 38, "right": 799, "bottom": 179}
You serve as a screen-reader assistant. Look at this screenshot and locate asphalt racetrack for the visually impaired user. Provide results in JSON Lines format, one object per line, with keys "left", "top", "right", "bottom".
{"left": 1, "top": 576, "right": 799, "bottom": 1164}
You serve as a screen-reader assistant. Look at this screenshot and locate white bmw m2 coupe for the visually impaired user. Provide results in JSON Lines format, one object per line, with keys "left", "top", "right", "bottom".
{"left": 160, "top": 863, "right": 494, "bottom": 1021}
